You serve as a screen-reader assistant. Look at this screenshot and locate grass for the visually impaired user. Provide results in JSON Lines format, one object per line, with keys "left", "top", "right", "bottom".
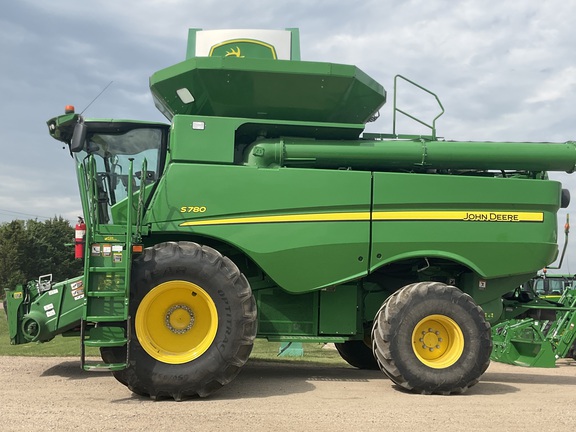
{"left": 0, "top": 313, "right": 100, "bottom": 357}
{"left": 251, "top": 340, "right": 347, "bottom": 364}
{"left": 0, "top": 314, "right": 347, "bottom": 364}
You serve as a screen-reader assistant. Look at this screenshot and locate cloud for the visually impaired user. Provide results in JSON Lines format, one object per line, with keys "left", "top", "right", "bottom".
{"left": 2, "top": 0, "right": 576, "bottom": 272}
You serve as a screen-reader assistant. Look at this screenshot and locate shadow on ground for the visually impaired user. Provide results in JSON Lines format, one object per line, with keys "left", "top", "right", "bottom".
{"left": 38, "top": 357, "right": 576, "bottom": 401}
{"left": 41, "top": 359, "right": 110, "bottom": 381}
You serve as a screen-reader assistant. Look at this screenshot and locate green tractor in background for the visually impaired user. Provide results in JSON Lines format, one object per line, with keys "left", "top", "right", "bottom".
{"left": 532, "top": 273, "right": 575, "bottom": 300}
{"left": 4, "top": 28, "right": 576, "bottom": 400}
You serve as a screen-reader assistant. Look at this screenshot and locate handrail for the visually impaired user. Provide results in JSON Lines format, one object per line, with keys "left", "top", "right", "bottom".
{"left": 546, "top": 214, "right": 570, "bottom": 270}
{"left": 134, "top": 158, "right": 148, "bottom": 242}
{"left": 76, "top": 162, "right": 91, "bottom": 238}
{"left": 88, "top": 157, "right": 99, "bottom": 233}
{"left": 78, "top": 156, "right": 100, "bottom": 239}
{"left": 126, "top": 158, "right": 134, "bottom": 247}
{"left": 393, "top": 74, "right": 445, "bottom": 140}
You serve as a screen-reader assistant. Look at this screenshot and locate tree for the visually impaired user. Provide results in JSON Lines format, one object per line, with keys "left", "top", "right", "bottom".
{"left": 26, "top": 217, "right": 83, "bottom": 282}
{"left": 0, "top": 217, "right": 83, "bottom": 294}
{"left": 0, "top": 220, "right": 28, "bottom": 289}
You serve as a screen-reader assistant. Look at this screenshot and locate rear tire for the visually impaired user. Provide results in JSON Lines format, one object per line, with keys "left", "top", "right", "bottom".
{"left": 335, "top": 338, "right": 379, "bottom": 370}
{"left": 566, "top": 342, "right": 576, "bottom": 360}
{"left": 111, "top": 241, "right": 257, "bottom": 400}
{"left": 372, "top": 282, "right": 491, "bottom": 394}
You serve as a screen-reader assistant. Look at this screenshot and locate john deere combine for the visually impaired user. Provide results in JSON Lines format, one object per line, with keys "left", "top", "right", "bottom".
{"left": 4, "top": 28, "right": 576, "bottom": 399}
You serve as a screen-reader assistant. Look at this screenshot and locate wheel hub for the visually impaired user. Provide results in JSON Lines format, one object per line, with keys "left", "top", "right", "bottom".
{"left": 411, "top": 314, "right": 464, "bottom": 369}
{"left": 165, "top": 304, "right": 195, "bottom": 334}
{"left": 135, "top": 280, "right": 218, "bottom": 364}
{"left": 419, "top": 328, "right": 443, "bottom": 352}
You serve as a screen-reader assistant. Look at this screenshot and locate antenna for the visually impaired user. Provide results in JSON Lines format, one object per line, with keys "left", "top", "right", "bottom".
{"left": 80, "top": 81, "right": 114, "bottom": 115}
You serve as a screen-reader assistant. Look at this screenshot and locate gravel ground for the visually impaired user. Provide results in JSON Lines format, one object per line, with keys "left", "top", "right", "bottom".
{"left": 2, "top": 356, "right": 576, "bottom": 431}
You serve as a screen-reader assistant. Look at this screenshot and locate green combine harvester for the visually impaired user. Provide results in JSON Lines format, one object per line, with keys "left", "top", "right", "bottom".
{"left": 4, "top": 28, "right": 576, "bottom": 400}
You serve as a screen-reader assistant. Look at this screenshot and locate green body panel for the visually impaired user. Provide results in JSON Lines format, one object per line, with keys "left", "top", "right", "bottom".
{"left": 144, "top": 157, "right": 561, "bottom": 298}
{"left": 256, "top": 288, "right": 319, "bottom": 336}
{"left": 168, "top": 115, "right": 365, "bottom": 164}
{"left": 254, "top": 285, "right": 360, "bottom": 337}
{"left": 318, "top": 285, "right": 360, "bottom": 335}
{"left": 371, "top": 173, "right": 560, "bottom": 278}
{"left": 146, "top": 163, "right": 372, "bottom": 292}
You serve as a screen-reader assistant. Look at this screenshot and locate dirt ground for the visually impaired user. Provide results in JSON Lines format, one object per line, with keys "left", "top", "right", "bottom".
{"left": 2, "top": 355, "right": 576, "bottom": 432}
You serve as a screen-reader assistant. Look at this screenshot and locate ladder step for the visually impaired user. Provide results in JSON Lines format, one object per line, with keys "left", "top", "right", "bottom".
{"left": 88, "top": 267, "right": 126, "bottom": 273}
{"left": 80, "top": 313, "right": 131, "bottom": 373}
{"left": 84, "top": 321, "right": 127, "bottom": 328}
{"left": 83, "top": 362, "right": 127, "bottom": 372}
{"left": 84, "top": 338, "right": 128, "bottom": 347}
{"left": 86, "top": 291, "right": 127, "bottom": 298}
{"left": 86, "top": 315, "right": 127, "bottom": 322}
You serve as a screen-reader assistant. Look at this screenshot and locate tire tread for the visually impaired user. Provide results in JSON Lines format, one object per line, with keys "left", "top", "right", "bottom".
{"left": 372, "top": 282, "right": 491, "bottom": 395}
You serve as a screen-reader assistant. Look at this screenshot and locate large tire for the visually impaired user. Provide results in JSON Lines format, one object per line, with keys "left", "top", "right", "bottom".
{"left": 372, "top": 282, "right": 491, "bottom": 395}
{"left": 110, "top": 241, "right": 257, "bottom": 400}
{"left": 99, "top": 347, "right": 129, "bottom": 386}
{"left": 566, "top": 342, "right": 576, "bottom": 360}
{"left": 335, "top": 338, "right": 379, "bottom": 370}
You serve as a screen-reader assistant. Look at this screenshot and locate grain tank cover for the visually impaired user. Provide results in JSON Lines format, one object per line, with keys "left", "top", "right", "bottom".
{"left": 149, "top": 28, "right": 386, "bottom": 123}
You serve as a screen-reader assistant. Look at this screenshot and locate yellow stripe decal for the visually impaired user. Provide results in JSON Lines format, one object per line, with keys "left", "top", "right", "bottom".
{"left": 180, "top": 212, "right": 370, "bottom": 227}
{"left": 372, "top": 211, "right": 544, "bottom": 222}
{"left": 180, "top": 210, "right": 543, "bottom": 227}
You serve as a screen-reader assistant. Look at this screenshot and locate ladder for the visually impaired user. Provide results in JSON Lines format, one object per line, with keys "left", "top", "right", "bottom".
{"left": 80, "top": 229, "right": 132, "bottom": 371}
{"left": 78, "top": 157, "right": 145, "bottom": 371}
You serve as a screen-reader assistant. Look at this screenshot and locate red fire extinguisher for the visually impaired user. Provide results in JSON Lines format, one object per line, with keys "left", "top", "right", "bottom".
{"left": 75, "top": 216, "right": 86, "bottom": 259}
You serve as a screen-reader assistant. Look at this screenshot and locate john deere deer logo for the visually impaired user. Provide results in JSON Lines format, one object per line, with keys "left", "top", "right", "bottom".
{"left": 210, "top": 40, "right": 278, "bottom": 59}
{"left": 225, "top": 47, "right": 244, "bottom": 58}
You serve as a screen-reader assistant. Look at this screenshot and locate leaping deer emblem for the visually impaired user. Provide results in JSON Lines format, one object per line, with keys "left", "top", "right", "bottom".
{"left": 225, "top": 46, "right": 244, "bottom": 58}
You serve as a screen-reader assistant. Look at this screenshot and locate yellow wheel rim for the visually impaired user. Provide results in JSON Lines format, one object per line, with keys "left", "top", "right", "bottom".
{"left": 411, "top": 314, "right": 464, "bottom": 369}
{"left": 135, "top": 280, "right": 218, "bottom": 364}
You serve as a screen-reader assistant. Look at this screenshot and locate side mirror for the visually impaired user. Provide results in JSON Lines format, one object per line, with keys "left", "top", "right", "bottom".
{"left": 70, "top": 121, "right": 87, "bottom": 152}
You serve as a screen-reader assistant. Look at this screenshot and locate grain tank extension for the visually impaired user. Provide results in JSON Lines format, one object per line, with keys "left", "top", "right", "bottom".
{"left": 4, "top": 28, "right": 576, "bottom": 399}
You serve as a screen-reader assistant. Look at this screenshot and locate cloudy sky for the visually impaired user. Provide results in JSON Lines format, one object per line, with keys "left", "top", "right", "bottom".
{"left": 2, "top": 0, "right": 575, "bottom": 271}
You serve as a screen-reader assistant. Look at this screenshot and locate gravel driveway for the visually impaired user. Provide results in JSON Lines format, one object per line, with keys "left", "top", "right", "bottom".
{"left": 2, "top": 356, "right": 576, "bottom": 431}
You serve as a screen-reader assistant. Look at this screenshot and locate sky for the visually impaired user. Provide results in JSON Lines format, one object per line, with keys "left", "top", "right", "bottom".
{"left": 1, "top": 0, "right": 575, "bottom": 272}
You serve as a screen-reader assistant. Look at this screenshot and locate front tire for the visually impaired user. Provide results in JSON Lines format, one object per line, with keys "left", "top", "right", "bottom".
{"left": 111, "top": 241, "right": 257, "bottom": 400}
{"left": 372, "top": 282, "right": 491, "bottom": 394}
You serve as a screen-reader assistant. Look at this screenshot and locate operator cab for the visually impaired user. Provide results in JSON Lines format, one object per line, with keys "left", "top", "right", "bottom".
{"left": 533, "top": 275, "right": 574, "bottom": 297}
{"left": 71, "top": 120, "right": 169, "bottom": 224}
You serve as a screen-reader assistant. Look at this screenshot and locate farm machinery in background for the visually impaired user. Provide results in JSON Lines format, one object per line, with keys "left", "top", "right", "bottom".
{"left": 491, "top": 269, "right": 576, "bottom": 367}
{"left": 4, "top": 28, "right": 576, "bottom": 400}
{"left": 529, "top": 272, "right": 574, "bottom": 299}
